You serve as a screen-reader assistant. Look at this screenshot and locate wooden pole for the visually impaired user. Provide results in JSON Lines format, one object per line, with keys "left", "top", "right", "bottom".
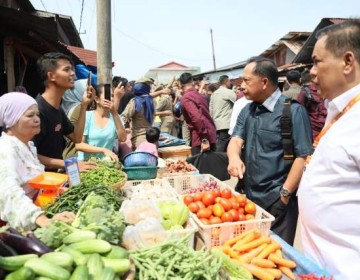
{"left": 210, "top": 28, "right": 216, "bottom": 71}
{"left": 4, "top": 38, "right": 15, "bottom": 91}
{"left": 96, "top": 0, "right": 112, "bottom": 84}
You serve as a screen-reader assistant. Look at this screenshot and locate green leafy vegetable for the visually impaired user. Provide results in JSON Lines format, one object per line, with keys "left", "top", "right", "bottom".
{"left": 34, "top": 221, "right": 75, "bottom": 249}
{"left": 72, "top": 193, "right": 125, "bottom": 245}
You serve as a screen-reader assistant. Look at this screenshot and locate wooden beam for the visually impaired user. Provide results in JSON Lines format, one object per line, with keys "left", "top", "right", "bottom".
{"left": 4, "top": 37, "right": 15, "bottom": 91}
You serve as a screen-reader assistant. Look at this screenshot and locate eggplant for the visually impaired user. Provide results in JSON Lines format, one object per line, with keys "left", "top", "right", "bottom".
{"left": 0, "top": 231, "right": 52, "bottom": 256}
{"left": 25, "top": 232, "right": 52, "bottom": 254}
{"left": 0, "top": 240, "right": 17, "bottom": 257}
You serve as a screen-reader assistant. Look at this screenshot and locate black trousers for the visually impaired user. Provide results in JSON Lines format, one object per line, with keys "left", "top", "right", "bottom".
{"left": 216, "top": 129, "right": 231, "bottom": 152}
{"left": 266, "top": 195, "right": 298, "bottom": 246}
{"left": 191, "top": 144, "right": 216, "bottom": 156}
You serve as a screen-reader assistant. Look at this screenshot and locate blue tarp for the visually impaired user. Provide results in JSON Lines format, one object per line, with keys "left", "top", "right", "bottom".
{"left": 75, "top": 64, "right": 97, "bottom": 86}
{"left": 158, "top": 132, "right": 186, "bottom": 148}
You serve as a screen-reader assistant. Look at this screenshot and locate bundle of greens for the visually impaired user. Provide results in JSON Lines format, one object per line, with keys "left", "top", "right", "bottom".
{"left": 72, "top": 192, "right": 126, "bottom": 245}
{"left": 34, "top": 221, "right": 75, "bottom": 249}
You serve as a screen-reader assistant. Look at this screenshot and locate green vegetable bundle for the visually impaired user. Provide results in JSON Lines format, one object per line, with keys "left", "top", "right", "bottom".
{"left": 157, "top": 201, "right": 189, "bottom": 230}
{"left": 34, "top": 221, "right": 75, "bottom": 249}
{"left": 44, "top": 183, "right": 123, "bottom": 217}
{"left": 80, "top": 162, "right": 125, "bottom": 188}
{"left": 72, "top": 192, "right": 126, "bottom": 245}
{"left": 130, "top": 234, "right": 224, "bottom": 280}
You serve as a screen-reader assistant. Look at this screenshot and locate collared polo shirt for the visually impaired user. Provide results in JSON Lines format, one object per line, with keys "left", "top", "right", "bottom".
{"left": 232, "top": 89, "right": 313, "bottom": 208}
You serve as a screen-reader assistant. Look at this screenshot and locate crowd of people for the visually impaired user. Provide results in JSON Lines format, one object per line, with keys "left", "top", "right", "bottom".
{"left": 0, "top": 19, "right": 359, "bottom": 279}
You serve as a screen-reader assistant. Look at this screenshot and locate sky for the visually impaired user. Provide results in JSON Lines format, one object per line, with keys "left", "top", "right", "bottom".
{"left": 29, "top": 0, "right": 359, "bottom": 80}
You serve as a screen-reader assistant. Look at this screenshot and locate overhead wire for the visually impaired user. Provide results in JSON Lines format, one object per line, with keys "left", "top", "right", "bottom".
{"left": 39, "top": 0, "right": 47, "bottom": 11}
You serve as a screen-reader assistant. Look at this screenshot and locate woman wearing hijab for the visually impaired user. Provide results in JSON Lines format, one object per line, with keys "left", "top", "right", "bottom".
{"left": 121, "top": 80, "right": 155, "bottom": 149}
{"left": 0, "top": 92, "right": 75, "bottom": 231}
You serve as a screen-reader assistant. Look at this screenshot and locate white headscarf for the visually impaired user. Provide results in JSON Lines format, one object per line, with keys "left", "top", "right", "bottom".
{"left": 0, "top": 92, "right": 37, "bottom": 129}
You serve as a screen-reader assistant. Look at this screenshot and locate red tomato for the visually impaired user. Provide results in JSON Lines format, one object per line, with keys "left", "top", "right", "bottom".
{"left": 229, "top": 198, "right": 240, "bottom": 210}
{"left": 221, "top": 212, "right": 234, "bottom": 223}
{"left": 236, "top": 195, "right": 247, "bottom": 207}
{"left": 215, "top": 197, "right": 222, "bottom": 203}
{"left": 212, "top": 189, "right": 221, "bottom": 197}
{"left": 193, "top": 192, "right": 204, "bottom": 202}
{"left": 245, "top": 214, "right": 255, "bottom": 220}
{"left": 199, "top": 218, "right": 210, "bottom": 225}
{"left": 238, "top": 208, "right": 245, "bottom": 215}
{"left": 209, "top": 216, "right": 222, "bottom": 224}
{"left": 202, "top": 192, "right": 216, "bottom": 206}
{"left": 219, "top": 198, "right": 232, "bottom": 212}
{"left": 196, "top": 201, "right": 206, "bottom": 210}
{"left": 183, "top": 195, "right": 194, "bottom": 206}
{"left": 228, "top": 209, "right": 240, "bottom": 221}
{"left": 221, "top": 189, "right": 232, "bottom": 199}
{"left": 207, "top": 205, "right": 214, "bottom": 212}
{"left": 238, "top": 214, "right": 246, "bottom": 221}
{"left": 212, "top": 203, "right": 225, "bottom": 217}
{"left": 188, "top": 202, "right": 199, "bottom": 213}
{"left": 197, "top": 208, "right": 212, "bottom": 219}
{"left": 244, "top": 202, "right": 256, "bottom": 215}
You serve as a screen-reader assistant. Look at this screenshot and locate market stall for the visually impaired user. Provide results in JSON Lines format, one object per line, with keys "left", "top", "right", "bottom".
{"left": 0, "top": 162, "right": 332, "bottom": 280}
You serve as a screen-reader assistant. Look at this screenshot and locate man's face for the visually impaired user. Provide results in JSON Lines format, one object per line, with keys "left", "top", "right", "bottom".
{"left": 50, "top": 59, "right": 75, "bottom": 90}
{"left": 310, "top": 36, "right": 345, "bottom": 100}
{"left": 225, "top": 79, "right": 232, "bottom": 89}
{"left": 241, "top": 62, "right": 265, "bottom": 102}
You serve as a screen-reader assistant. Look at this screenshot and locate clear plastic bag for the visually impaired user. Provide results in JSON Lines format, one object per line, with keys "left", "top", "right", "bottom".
{"left": 119, "top": 200, "right": 162, "bottom": 224}
{"left": 122, "top": 217, "right": 167, "bottom": 249}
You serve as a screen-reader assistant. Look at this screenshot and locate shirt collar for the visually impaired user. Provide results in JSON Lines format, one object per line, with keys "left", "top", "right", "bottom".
{"left": 262, "top": 88, "right": 282, "bottom": 112}
{"left": 325, "top": 83, "right": 360, "bottom": 124}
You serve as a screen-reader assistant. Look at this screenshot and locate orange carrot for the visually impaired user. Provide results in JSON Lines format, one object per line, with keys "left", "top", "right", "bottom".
{"left": 251, "top": 257, "right": 276, "bottom": 268}
{"left": 233, "top": 236, "right": 271, "bottom": 252}
{"left": 243, "top": 263, "right": 275, "bottom": 280}
{"left": 228, "top": 248, "right": 241, "bottom": 259}
{"left": 221, "top": 244, "right": 231, "bottom": 255}
{"left": 275, "top": 249, "right": 282, "bottom": 257}
{"left": 224, "top": 228, "right": 258, "bottom": 246}
{"left": 265, "top": 268, "right": 282, "bottom": 279}
{"left": 240, "top": 243, "right": 268, "bottom": 263}
{"left": 279, "top": 266, "right": 295, "bottom": 280}
{"left": 232, "top": 230, "right": 261, "bottom": 250}
{"left": 257, "top": 243, "right": 281, "bottom": 259}
{"left": 268, "top": 254, "right": 297, "bottom": 268}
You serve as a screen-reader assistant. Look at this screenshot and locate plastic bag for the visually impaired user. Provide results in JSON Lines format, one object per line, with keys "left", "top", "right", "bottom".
{"left": 119, "top": 200, "right": 162, "bottom": 224}
{"left": 186, "top": 151, "right": 230, "bottom": 181}
{"left": 122, "top": 217, "right": 167, "bottom": 249}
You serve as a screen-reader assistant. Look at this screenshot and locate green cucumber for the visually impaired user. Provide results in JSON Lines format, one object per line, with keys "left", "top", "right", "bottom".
{"left": 62, "top": 231, "right": 96, "bottom": 245}
{"left": 105, "top": 245, "right": 128, "bottom": 259}
{"left": 100, "top": 267, "right": 116, "bottom": 280}
{"left": 41, "top": 252, "right": 74, "bottom": 270}
{"left": 61, "top": 246, "right": 87, "bottom": 266}
{"left": 87, "top": 253, "right": 103, "bottom": 279}
{"left": 5, "top": 267, "right": 35, "bottom": 280}
{"left": 0, "top": 254, "right": 38, "bottom": 271}
{"left": 69, "top": 265, "right": 90, "bottom": 280}
{"left": 102, "top": 257, "right": 130, "bottom": 275}
{"left": 69, "top": 239, "right": 111, "bottom": 254}
{"left": 24, "top": 258, "right": 70, "bottom": 280}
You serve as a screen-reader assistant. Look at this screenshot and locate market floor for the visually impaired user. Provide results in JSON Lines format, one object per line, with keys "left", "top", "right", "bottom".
{"left": 224, "top": 176, "right": 303, "bottom": 252}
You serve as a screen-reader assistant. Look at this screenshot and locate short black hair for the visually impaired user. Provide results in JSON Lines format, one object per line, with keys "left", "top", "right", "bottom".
{"left": 247, "top": 56, "right": 278, "bottom": 85}
{"left": 207, "top": 84, "right": 217, "bottom": 92}
{"left": 112, "top": 76, "right": 128, "bottom": 88}
{"left": 219, "top": 75, "right": 229, "bottom": 85}
{"left": 179, "top": 72, "right": 193, "bottom": 85}
{"left": 37, "top": 52, "right": 73, "bottom": 87}
{"left": 146, "top": 127, "right": 160, "bottom": 143}
{"left": 301, "top": 69, "right": 312, "bottom": 84}
{"left": 286, "top": 70, "right": 301, "bottom": 84}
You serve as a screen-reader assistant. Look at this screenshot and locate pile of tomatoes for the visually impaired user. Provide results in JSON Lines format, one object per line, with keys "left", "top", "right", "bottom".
{"left": 183, "top": 188, "right": 257, "bottom": 225}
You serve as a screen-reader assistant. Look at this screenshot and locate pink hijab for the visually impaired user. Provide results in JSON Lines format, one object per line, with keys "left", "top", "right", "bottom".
{"left": 0, "top": 92, "right": 37, "bottom": 129}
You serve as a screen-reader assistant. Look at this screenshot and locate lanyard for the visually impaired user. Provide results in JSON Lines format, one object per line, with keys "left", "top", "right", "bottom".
{"left": 305, "top": 92, "right": 360, "bottom": 166}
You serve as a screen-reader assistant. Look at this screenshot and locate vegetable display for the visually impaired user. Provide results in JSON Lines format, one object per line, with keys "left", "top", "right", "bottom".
{"left": 157, "top": 201, "right": 189, "bottom": 230}
{"left": 216, "top": 228, "right": 298, "bottom": 280}
{"left": 44, "top": 183, "right": 123, "bottom": 217}
{"left": 72, "top": 192, "right": 126, "bottom": 245}
{"left": 130, "top": 234, "right": 224, "bottom": 280}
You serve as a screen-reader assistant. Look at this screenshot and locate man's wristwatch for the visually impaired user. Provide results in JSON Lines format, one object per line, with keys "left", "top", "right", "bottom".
{"left": 280, "top": 186, "right": 292, "bottom": 198}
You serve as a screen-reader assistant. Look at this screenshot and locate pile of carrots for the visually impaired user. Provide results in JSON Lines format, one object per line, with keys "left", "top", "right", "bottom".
{"left": 214, "top": 228, "right": 296, "bottom": 280}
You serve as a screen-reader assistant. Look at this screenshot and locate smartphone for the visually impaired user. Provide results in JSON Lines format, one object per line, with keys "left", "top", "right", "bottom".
{"left": 87, "top": 71, "right": 92, "bottom": 86}
{"left": 104, "top": 83, "right": 111, "bottom": 101}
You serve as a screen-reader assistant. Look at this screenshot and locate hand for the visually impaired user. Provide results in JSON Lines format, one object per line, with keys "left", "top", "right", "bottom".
{"left": 102, "top": 98, "right": 116, "bottom": 114}
{"left": 52, "top": 211, "right": 76, "bottom": 224}
{"left": 227, "top": 158, "right": 246, "bottom": 179}
{"left": 103, "top": 148, "right": 119, "bottom": 161}
{"left": 280, "top": 195, "right": 290, "bottom": 205}
{"left": 77, "top": 160, "right": 97, "bottom": 172}
{"left": 113, "top": 82, "right": 125, "bottom": 100}
{"left": 163, "top": 110, "right": 172, "bottom": 116}
{"left": 162, "top": 88, "right": 171, "bottom": 95}
{"left": 82, "top": 85, "right": 95, "bottom": 106}
{"left": 200, "top": 140, "right": 210, "bottom": 152}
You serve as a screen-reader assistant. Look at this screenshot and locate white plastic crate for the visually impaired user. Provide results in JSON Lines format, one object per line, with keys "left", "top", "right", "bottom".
{"left": 122, "top": 178, "right": 178, "bottom": 200}
{"left": 164, "top": 174, "right": 275, "bottom": 248}
{"left": 164, "top": 173, "right": 225, "bottom": 195}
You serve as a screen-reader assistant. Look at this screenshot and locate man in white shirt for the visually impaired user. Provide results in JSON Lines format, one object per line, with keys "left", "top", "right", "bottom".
{"left": 298, "top": 19, "right": 360, "bottom": 279}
